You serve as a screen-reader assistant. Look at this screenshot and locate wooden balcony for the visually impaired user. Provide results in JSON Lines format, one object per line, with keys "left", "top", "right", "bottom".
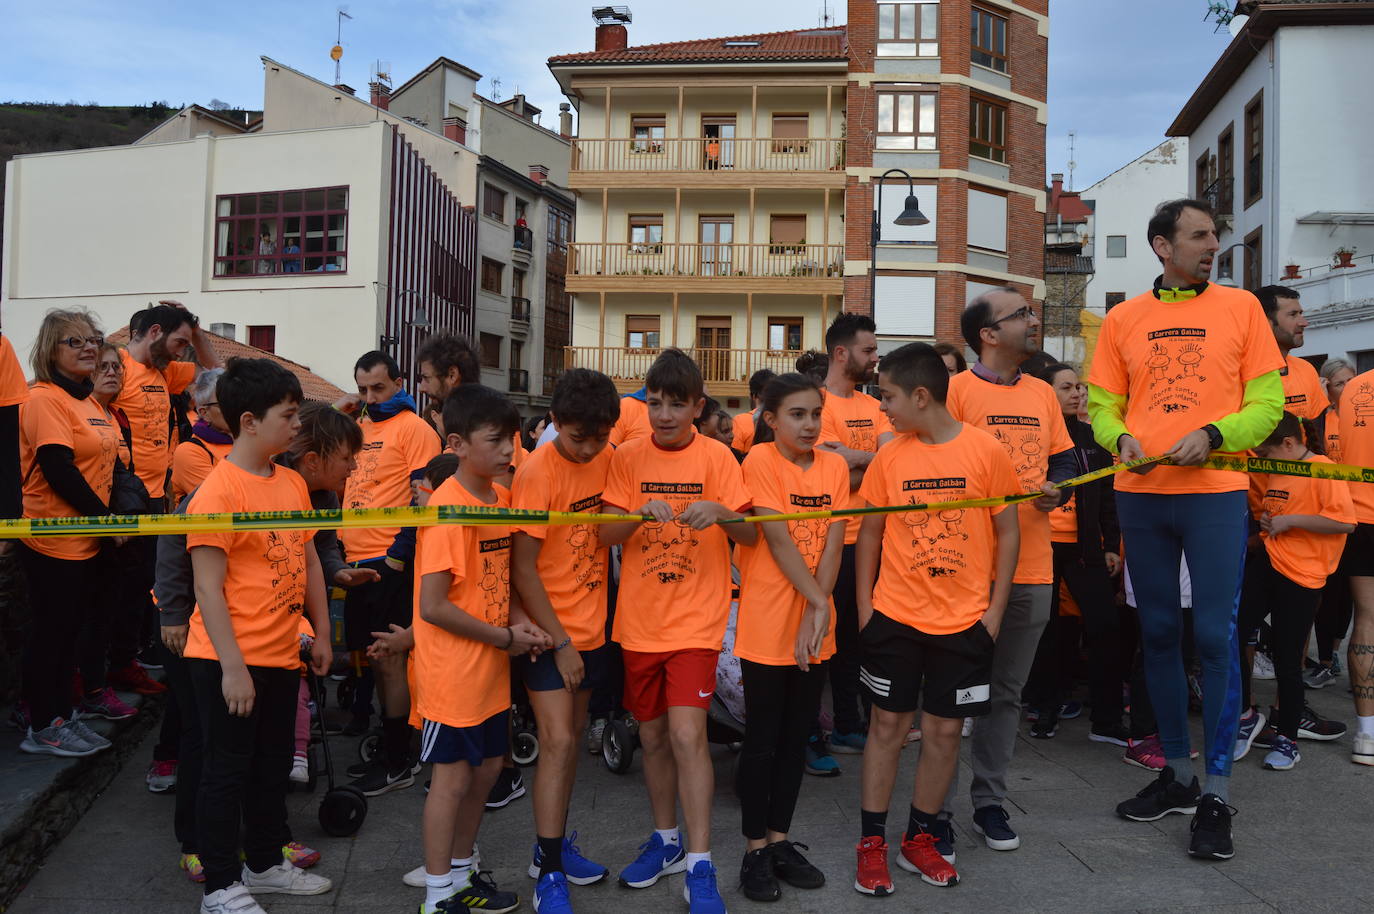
{"left": 566, "top": 242, "right": 843, "bottom": 293}
{"left": 565, "top": 346, "right": 804, "bottom": 397}
{"left": 569, "top": 137, "right": 846, "bottom": 189}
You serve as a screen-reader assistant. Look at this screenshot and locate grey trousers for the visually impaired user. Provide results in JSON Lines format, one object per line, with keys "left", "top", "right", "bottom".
{"left": 941, "top": 582, "right": 1052, "bottom": 814}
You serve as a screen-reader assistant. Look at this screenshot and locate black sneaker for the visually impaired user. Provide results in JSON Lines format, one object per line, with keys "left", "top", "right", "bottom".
{"left": 928, "top": 818, "right": 956, "bottom": 864}
{"left": 440, "top": 871, "right": 518, "bottom": 913}
{"left": 971, "top": 805, "right": 1020, "bottom": 851}
{"left": 767, "top": 839, "right": 824, "bottom": 889}
{"left": 346, "top": 755, "right": 383, "bottom": 779}
{"left": 349, "top": 764, "right": 415, "bottom": 797}
{"left": 1030, "top": 712, "right": 1058, "bottom": 739}
{"left": 1089, "top": 722, "right": 1130, "bottom": 747}
{"left": 485, "top": 767, "right": 526, "bottom": 810}
{"left": 739, "top": 847, "right": 780, "bottom": 902}
{"left": 1296, "top": 703, "right": 1348, "bottom": 740}
{"left": 1188, "top": 794, "right": 1236, "bottom": 860}
{"left": 1115, "top": 766, "right": 1200, "bottom": 822}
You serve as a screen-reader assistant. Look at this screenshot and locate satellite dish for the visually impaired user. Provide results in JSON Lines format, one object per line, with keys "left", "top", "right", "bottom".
{"left": 331, "top": 44, "right": 344, "bottom": 61}
{"left": 1228, "top": 14, "right": 1248, "bottom": 37}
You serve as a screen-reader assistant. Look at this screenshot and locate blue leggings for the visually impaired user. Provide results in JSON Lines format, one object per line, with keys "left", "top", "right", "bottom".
{"left": 1118, "top": 490, "right": 1248, "bottom": 778}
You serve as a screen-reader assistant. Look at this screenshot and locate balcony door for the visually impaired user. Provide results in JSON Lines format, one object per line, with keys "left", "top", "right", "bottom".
{"left": 699, "top": 216, "right": 734, "bottom": 276}
{"left": 702, "top": 116, "right": 736, "bottom": 170}
{"left": 695, "top": 316, "right": 732, "bottom": 383}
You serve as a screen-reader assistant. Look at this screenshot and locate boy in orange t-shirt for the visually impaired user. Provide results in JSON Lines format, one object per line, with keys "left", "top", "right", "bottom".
{"left": 853, "top": 343, "right": 1020, "bottom": 897}
{"left": 599, "top": 349, "right": 755, "bottom": 909}
{"left": 412, "top": 385, "right": 549, "bottom": 914}
{"left": 608, "top": 389, "right": 651, "bottom": 447}
{"left": 183, "top": 358, "right": 333, "bottom": 910}
{"left": 510, "top": 368, "right": 622, "bottom": 907}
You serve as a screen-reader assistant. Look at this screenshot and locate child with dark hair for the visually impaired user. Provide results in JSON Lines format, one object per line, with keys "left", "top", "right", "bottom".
{"left": 732, "top": 368, "right": 777, "bottom": 453}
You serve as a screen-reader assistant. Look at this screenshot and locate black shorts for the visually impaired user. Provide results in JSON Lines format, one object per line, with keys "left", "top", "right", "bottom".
{"left": 858, "top": 610, "right": 994, "bottom": 719}
{"left": 343, "top": 557, "right": 414, "bottom": 651}
{"left": 520, "top": 642, "right": 612, "bottom": 693}
{"left": 419, "top": 710, "right": 510, "bottom": 766}
{"left": 1338, "top": 522, "right": 1374, "bottom": 578}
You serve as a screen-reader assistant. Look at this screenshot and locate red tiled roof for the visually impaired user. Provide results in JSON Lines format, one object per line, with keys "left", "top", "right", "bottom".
{"left": 548, "top": 26, "right": 847, "bottom": 65}
{"left": 106, "top": 328, "right": 346, "bottom": 402}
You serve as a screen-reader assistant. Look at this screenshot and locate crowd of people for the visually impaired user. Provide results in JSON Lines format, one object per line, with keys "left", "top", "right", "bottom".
{"left": 0, "top": 196, "right": 1371, "bottom": 914}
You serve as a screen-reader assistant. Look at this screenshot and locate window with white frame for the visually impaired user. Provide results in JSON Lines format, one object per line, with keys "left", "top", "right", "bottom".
{"left": 877, "top": 2, "right": 940, "bottom": 57}
{"left": 876, "top": 88, "right": 937, "bottom": 150}
{"left": 1106, "top": 235, "right": 1127, "bottom": 258}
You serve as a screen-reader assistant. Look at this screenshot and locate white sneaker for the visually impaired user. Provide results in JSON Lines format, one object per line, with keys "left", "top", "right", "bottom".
{"left": 200, "top": 883, "right": 267, "bottom": 914}
{"left": 65, "top": 718, "right": 112, "bottom": 750}
{"left": 403, "top": 844, "right": 482, "bottom": 887}
{"left": 241, "top": 860, "right": 332, "bottom": 895}
{"left": 1354, "top": 732, "right": 1374, "bottom": 767}
{"left": 289, "top": 755, "right": 309, "bottom": 784}
{"left": 1252, "top": 651, "right": 1276, "bottom": 680}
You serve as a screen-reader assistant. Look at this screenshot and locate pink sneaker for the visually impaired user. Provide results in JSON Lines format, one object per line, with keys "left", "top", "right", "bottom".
{"left": 1123, "top": 734, "right": 1165, "bottom": 770}
{"left": 78, "top": 687, "right": 137, "bottom": 721}
{"left": 179, "top": 853, "right": 205, "bottom": 883}
{"left": 147, "top": 759, "right": 178, "bottom": 793}
{"left": 283, "top": 840, "right": 321, "bottom": 868}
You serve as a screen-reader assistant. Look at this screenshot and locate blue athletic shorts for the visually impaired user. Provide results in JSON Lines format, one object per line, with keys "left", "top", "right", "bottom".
{"left": 519, "top": 642, "right": 611, "bottom": 692}
{"left": 419, "top": 710, "right": 510, "bottom": 766}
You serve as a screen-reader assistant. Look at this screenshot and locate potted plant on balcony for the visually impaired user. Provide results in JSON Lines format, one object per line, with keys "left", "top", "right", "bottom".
{"left": 1283, "top": 263, "right": 1301, "bottom": 280}
{"left": 1335, "top": 246, "right": 1357, "bottom": 268}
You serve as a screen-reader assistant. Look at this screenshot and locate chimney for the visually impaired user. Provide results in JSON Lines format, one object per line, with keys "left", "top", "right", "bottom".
{"left": 443, "top": 117, "right": 467, "bottom": 144}
{"left": 593, "top": 5, "right": 632, "bottom": 51}
{"left": 209, "top": 322, "right": 237, "bottom": 339}
{"left": 334, "top": 83, "right": 356, "bottom": 96}
{"left": 559, "top": 102, "right": 573, "bottom": 137}
{"left": 529, "top": 165, "right": 549, "bottom": 184}
{"left": 369, "top": 81, "right": 390, "bottom": 110}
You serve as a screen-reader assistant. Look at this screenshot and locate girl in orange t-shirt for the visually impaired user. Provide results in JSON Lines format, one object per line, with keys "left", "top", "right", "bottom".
{"left": 734, "top": 373, "right": 848, "bottom": 900}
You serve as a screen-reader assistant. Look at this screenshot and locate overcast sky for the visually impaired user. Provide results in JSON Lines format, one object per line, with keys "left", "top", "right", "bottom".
{"left": 3, "top": 0, "right": 1236, "bottom": 187}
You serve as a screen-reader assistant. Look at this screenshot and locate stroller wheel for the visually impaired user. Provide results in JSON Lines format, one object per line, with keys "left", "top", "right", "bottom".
{"left": 319, "top": 785, "right": 368, "bottom": 837}
{"left": 603, "top": 719, "right": 635, "bottom": 775}
{"left": 512, "top": 728, "right": 539, "bottom": 767}
{"left": 357, "top": 729, "right": 382, "bottom": 764}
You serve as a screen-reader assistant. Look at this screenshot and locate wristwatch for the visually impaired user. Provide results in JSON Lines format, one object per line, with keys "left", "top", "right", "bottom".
{"left": 1202, "top": 424, "right": 1223, "bottom": 450}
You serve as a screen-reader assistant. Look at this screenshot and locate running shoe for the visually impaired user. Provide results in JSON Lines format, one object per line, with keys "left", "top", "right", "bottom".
{"left": 107, "top": 662, "right": 167, "bottom": 695}
{"left": 682, "top": 860, "right": 726, "bottom": 914}
{"left": 768, "top": 839, "right": 824, "bottom": 889}
{"left": 8, "top": 701, "right": 30, "bottom": 732}
{"left": 533, "top": 871, "right": 573, "bottom": 913}
{"left": 77, "top": 687, "right": 137, "bottom": 721}
{"left": 739, "top": 847, "right": 780, "bottom": 902}
{"left": 1304, "top": 665, "right": 1337, "bottom": 690}
{"left": 527, "top": 831, "right": 608, "bottom": 885}
{"left": 1251, "top": 651, "right": 1276, "bottom": 680}
{"left": 897, "top": 832, "right": 958, "bottom": 886}
{"left": 147, "top": 759, "right": 179, "bottom": 793}
{"left": 1058, "top": 701, "right": 1083, "bottom": 720}
{"left": 1296, "top": 704, "right": 1347, "bottom": 740}
{"left": 289, "top": 754, "right": 309, "bottom": 784}
{"left": 928, "top": 818, "right": 956, "bottom": 864}
{"left": 349, "top": 764, "right": 414, "bottom": 797}
{"left": 1188, "top": 794, "right": 1236, "bottom": 860}
{"left": 853, "top": 836, "right": 893, "bottom": 896}
{"left": 586, "top": 717, "right": 608, "bottom": 755}
{"left": 200, "top": 883, "right": 265, "bottom": 914}
{"left": 485, "top": 767, "right": 526, "bottom": 809}
{"left": 804, "top": 735, "right": 840, "bottom": 776}
{"left": 1332, "top": 654, "right": 1343, "bottom": 676}
{"left": 20, "top": 718, "right": 102, "bottom": 757}
{"left": 1089, "top": 723, "right": 1130, "bottom": 747}
{"left": 435, "top": 872, "right": 517, "bottom": 913}
{"left": 972, "top": 806, "right": 1020, "bottom": 851}
{"left": 830, "top": 730, "right": 867, "bottom": 754}
{"left": 240, "top": 860, "right": 332, "bottom": 895}
{"left": 65, "top": 717, "right": 111, "bottom": 751}
{"left": 1030, "top": 712, "right": 1058, "bottom": 739}
{"left": 1123, "top": 735, "right": 1165, "bottom": 771}
{"left": 905, "top": 726, "right": 922, "bottom": 743}
{"left": 1262, "top": 734, "right": 1300, "bottom": 770}
{"left": 1233, "top": 707, "right": 1267, "bottom": 760}
{"left": 1116, "top": 767, "right": 1200, "bottom": 822}
{"left": 282, "top": 841, "right": 321, "bottom": 868}
{"left": 1353, "top": 732, "right": 1374, "bottom": 766}
{"left": 404, "top": 846, "right": 483, "bottom": 887}
{"left": 618, "top": 832, "right": 686, "bottom": 888}
{"left": 179, "top": 852, "right": 205, "bottom": 883}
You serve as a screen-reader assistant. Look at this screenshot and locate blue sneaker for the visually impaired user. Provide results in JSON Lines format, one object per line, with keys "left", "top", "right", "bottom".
{"left": 830, "top": 729, "right": 867, "bottom": 753}
{"left": 533, "top": 871, "right": 573, "bottom": 913}
{"left": 528, "top": 832, "right": 608, "bottom": 885}
{"left": 972, "top": 805, "right": 1020, "bottom": 851}
{"left": 1058, "top": 701, "right": 1083, "bottom": 720}
{"left": 929, "top": 817, "right": 956, "bottom": 864}
{"left": 682, "top": 860, "right": 727, "bottom": 914}
{"left": 618, "top": 832, "right": 686, "bottom": 888}
{"left": 1233, "top": 707, "right": 1267, "bottom": 761}
{"left": 1262, "top": 734, "right": 1301, "bottom": 771}
{"left": 804, "top": 735, "right": 841, "bottom": 777}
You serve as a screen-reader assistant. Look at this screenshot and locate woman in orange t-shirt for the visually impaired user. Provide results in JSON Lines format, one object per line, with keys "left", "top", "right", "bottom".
{"left": 734, "top": 373, "right": 847, "bottom": 900}
{"left": 16, "top": 309, "right": 125, "bottom": 758}
{"left": 1312, "top": 358, "right": 1357, "bottom": 681}
{"left": 170, "top": 368, "right": 232, "bottom": 506}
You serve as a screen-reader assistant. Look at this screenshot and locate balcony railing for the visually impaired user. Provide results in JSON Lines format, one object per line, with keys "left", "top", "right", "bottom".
{"left": 1204, "top": 175, "right": 1234, "bottom": 217}
{"left": 569, "top": 242, "right": 843, "bottom": 280}
{"left": 565, "top": 347, "right": 805, "bottom": 385}
{"left": 513, "top": 225, "right": 534, "bottom": 252}
{"left": 509, "top": 368, "right": 529, "bottom": 393}
{"left": 511, "top": 296, "right": 531, "bottom": 322}
{"left": 572, "top": 137, "right": 845, "bottom": 173}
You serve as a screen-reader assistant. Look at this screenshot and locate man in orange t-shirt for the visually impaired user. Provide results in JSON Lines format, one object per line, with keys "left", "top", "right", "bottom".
{"left": 599, "top": 350, "right": 754, "bottom": 905}
{"left": 939, "top": 286, "right": 1073, "bottom": 849}
{"left": 1257, "top": 286, "right": 1326, "bottom": 424}
{"left": 1087, "top": 199, "right": 1283, "bottom": 861}
{"left": 814, "top": 312, "right": 893, "bottom": 763}
{"left": 730, "top": 368, "right": 776, "bottom": 455}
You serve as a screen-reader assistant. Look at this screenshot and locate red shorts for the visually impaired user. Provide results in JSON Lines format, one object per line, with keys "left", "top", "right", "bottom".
{"left": 621, "top": 648, "right": 718, "bottom": 722}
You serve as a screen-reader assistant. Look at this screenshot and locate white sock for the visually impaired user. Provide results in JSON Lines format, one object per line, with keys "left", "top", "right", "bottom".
{"left": 685, "top": 851, "right": 711, "bottom": 871}
{"left": 451, "top": 856, "right": 474, "bottom": 888}
{"left": 656, "top": 827, "right": 681, "bottom": 846}
{"left": 424, "top": 872, "right": 453, "bottom": 907}
{"left": 1358, "top": 714, "right": 1374, "bottom": 736}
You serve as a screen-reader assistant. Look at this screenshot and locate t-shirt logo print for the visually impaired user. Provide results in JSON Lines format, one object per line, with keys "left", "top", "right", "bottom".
{"left": 1144, "top": 329, "right": 1209, "bottom": 415}
{"left": 262, "top": 531, "right": 307, "bottom": 611}
{"left": 478, "top": 556, "right": 509, "bottom": 623}
{"left": 791, "top": 518, "right": 827, "bottom": 564}
{"left": 1351, "top": 383, "right": 1374, "bottom": 428}
{"left": 564, "top": 524, "right": 605, "bottom": 592}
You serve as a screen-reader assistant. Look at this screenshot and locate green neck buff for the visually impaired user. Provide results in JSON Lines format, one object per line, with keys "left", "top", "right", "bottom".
{"left": 1152, "top": 275, "right": 1209, "bottom": 302}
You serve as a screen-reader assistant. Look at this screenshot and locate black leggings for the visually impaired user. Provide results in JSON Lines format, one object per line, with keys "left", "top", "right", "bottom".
{"left": 1239, "top": 552, "right": 1322, "bottom": 739}
{"left": 19, "top": 546, "right": 105, "bottom": 726}
{"left": 737, "top": 659, "right": 826, "bottom": 841}
{"left": 1315, "top": 571, "right": 1353, "bottom": 663}
{"left": 825, "top": 545, "right": 865, "bottom": 735}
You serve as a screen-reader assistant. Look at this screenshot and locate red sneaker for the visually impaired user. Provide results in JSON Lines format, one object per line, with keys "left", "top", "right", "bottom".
{"left": 854, "top": 835, "right": 894, "bottom": 896}
{"left": 897, "top": 832, "right": 959, "bottom": 886}
{"left": 108, "top": 662, "right": 168, "bottom": 695}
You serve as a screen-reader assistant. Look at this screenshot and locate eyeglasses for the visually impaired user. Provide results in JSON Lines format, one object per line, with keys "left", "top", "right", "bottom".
{"left": 986, "top": 306, "right": 1035, "bottom": 329}
{"left": 203, "top": 401, "right": 219, "bottom": 410}
{"left": 60, "top": 335, "right": 105, "bottom": 349}
{"left": 97, "top": 362, "right": 123, "bottom": 374}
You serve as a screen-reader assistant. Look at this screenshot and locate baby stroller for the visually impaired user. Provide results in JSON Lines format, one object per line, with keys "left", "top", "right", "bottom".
{"left": 301, "top": 652, "right": 369, "bottom": 836}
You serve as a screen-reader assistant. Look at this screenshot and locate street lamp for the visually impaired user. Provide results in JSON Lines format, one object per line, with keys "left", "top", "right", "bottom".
{"left": 1214, "top": 242, "right": 1255, "bottom": 287}
{"left": 870, "top": 168, "right": 930, "bottom": 328}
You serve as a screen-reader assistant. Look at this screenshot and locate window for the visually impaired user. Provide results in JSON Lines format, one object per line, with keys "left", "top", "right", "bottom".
{"left": 877, "top": 2, "right": 939, "bottom": 57}
{"left": 547, "top": 207, "right": 572, "bottom": 255}
{"left": 1244, "top": 226, "right": 1262, "bottom": 291}
{"left": 247, "top": 325, "right": 276, "bottom": 352}
{"left": 628, "top": 214, "right": 664, "bottom": 253}
{"left": 631, "top": 115, "right": 665, "bottom": 154}
{"left": 1106, "top": 235, "right": 1127, "bottom": 258}
{"left": 514, "top": 199, "right": 528, "bottom": 223}
{"left": 967, "top": 188, "right": 1006, "bottom": 252}
{"left": 479, "top": 332, "right": 502, "bottom": 369}
{"left": 214, "top": 186, "right": 348, "bottom": 276}
{"left": 1217, "top": 250, "right": 1234, "bottom": 285}
{"left": 771, "top": 114, "right": 809, "bottom": 154}
{"left": 1195, "top": 149, "right": 1212, "bottom": 198}
{"left": 1105, "top": 292, "right": 1126, "bottom": 310}
{"left": 626, "top": 315, "right": 661, "bottom": 351}
{"left": 1216, "top": 124, "right": 1234, "bottom": 214}
{"left": 1244, "top": 90, "right": 1263, "bottom": 207}
{"left": 970, "top": 7, "right": 1008, "bottom": 73}
{"left": 482, "top": 184, "right": 507, "bottom": 222}
{"left": 767, "top": 317, "right": 803, "bottom": 352}
{"left": 480, "top": 257, "right": 503, "bottom": 294}
{"left": 510, "top": 339, "right": 524, "bottom": 369}
{"left": 512, "top": 268, "right": 526, "bottom": 298}
{"left": 969, "top": 96, "right": 1006, "bottom": 163}
{"left": 769, "top": 215, "right": 806, "bottom": 253}
{"left": 876, "top": 89, "right": 937, "bottom": 150}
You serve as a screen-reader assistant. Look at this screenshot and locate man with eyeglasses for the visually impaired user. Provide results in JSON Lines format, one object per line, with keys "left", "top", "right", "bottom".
{"left": 930, "top": 287, "right": 1076, "bottom": 857}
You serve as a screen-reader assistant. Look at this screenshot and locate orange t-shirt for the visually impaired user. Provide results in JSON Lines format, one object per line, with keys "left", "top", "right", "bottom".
{"left": 412, "top": 478, "right": 513, "bottom": 729}
{"left": 0, "top": 335, "right": 28, "bottom": 406}
{"left": 1280, "top": 354, "right": 1326, "bottom": 422}
{"left": 511, "top": 441, "right": 612, "bottom": 651}
{"left": 340, "top": 409, "right": 442, "bottom": 562}
{"left": 732, "top": 410, "right": 758, "bottom": 453}
{"left": 735, "top": 444, "right": 848, "bottom": 666}
{"left": 603, "top": 432, "right": 751, "bottom": 652}
{"left": 820, "top": 389, "right": 893, "bottom": 545}
{"left": 1324, "top": 410, "right": 1342, "bottom": 463}
{"left": 858, "top": 424, "right": 1022, "bottom": 635}
{"left": 608, "top": 395, "right": 650, "bottom": 447}
{"left": 170, "top": 437, "right": 232, "bottom": 507}
{"left": 1049, "top": 496, "right": 1077, "bottom": 544}
{"left": 1258, "top": 455, "right": 1354, "bottom": 590}
{"left": 947, "top": 371, "right": 1073, "bottom": 584}
{"left": 183, "top": 460, "right": 316, "bottom": 670}
{"left": 19, "top": 383, "right": 121, "bottom": 560}
{"left": 113, "top": 350, "right": 196, "bottom": 499}
{"left": 1088, "top": 284, "right": 1284, "bottom": 495}
{"left": 1338, "top": 369, "right": 1374, "bottom": 523}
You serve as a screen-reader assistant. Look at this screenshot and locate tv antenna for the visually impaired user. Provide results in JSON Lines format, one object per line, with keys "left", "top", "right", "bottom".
{"left": 332, "top": 7, "right": 352, "bottom": 84}
{"left": 818, "top": 1, "right": 835, "bottom": 27}
{"left": 490, "top": 77, "right": 502, "bottom": 101}
{"left": 1067, "top": 131, "right": 1077, "bottom": 191}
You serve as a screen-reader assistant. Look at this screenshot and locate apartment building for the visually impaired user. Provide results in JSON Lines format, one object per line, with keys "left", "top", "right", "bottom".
{"left": 548, "top": 10, "right": 848, "bottom": 401}
{"left": 846, "top": 0, "right": 1048, "bottom": 350}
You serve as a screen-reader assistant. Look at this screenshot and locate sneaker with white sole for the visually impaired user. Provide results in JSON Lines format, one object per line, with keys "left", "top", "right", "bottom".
{"left": 404, "top": 846, "right": 482, "bottom": 887}
{"left": 1233, "top": 707, "right": 1266, "bottom": 761}
{"left": 200, "top": 882, "right": 266, "bottom": 914}
{"left": 240, "top": 860, "right": 332, "bottom": 895}
{"left": 1353, "top": 732, "right": 1374, "bottom": 766}
{"left": 147, "top": 759, "right": 178, "bottom": 793}
{"left": 971, "top": 805, "right": 1020, "bottom": 851}
{"left": 587, "top": 717, "right": 608, "bottom": 755}
{"left": 1251, "top": 651, "right": 1276, "bottom": 680}
{"left": 65, "top": 717, "right": 112, "bottom": 751}
{"left": 1262, "top": 733, "right": 1301, "bottom": 770}
{"left": 77, "top": 687, "right": 137, "bottom": 721}
{"left": 289, "top": 754, "right": 309, "bottom": 784}
{"left": 527, "top": 831, "right": 608, "bottom": 884}
{"left": 1295, "top": 704, "right": 1347, "bottom": 740}
{"left": 1303, "top": 665, "right": 1336, "bottom": 690}
{"left": 19, "top": 717, "right": 103, "bottom": 757}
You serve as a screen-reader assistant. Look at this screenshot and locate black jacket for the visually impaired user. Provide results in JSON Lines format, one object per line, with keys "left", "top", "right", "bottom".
{"left": 1063, "top": 415, "right": 1120, "bottom": 565}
